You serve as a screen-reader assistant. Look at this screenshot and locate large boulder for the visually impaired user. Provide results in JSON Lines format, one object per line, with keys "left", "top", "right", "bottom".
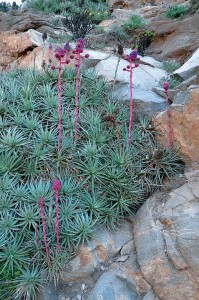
{"left": 153, "top": 87, "right": 199, "bottom": 164}
{"left": 173, "top": 47, "right": 199, "bottom": 80}
{"left": 134, "top": 168, "right": 199, "bottom": 300}
{"left": 0, "top": 29, "right": 47, "bottom": 68}
{"left": 87, "top": 50, "right": 167, "bottom": 116}
{"left": 0, "top": 9, "right": 55, "bottom": 33}
{"left": 145, "top": 13, "right": 199, "bottom": 62}
{"left": 39, "top": 168, "right": 199, "bottom": 300}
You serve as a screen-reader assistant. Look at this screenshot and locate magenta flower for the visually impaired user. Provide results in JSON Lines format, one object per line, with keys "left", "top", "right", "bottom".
{"left": 163, "top": 81, "right": 169, "bottom": 91}
{"left": 55, "top": 47, "right": 66, "bottom": 59}
{"left": 123, "top": 49, "right": 140, "bottom": 145}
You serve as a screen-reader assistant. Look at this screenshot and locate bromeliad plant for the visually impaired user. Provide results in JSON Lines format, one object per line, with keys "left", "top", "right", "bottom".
{"left": 123, "top": 49, "right": 140, "bottom": 145}
{"left": 0, "top": 67, "right": 183, "bottom": 299}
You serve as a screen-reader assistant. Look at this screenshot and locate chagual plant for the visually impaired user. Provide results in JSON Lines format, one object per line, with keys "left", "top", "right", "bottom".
{"left": 123, "top": 49, "right": 140, "bottom": 145}
{"left": 0, "top": 67, "right": 183, "bottom": 298}
{"left": 165, "top": 4, "right": 190, "bottom": 18}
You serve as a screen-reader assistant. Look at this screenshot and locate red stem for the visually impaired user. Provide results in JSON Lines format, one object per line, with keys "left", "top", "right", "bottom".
{"left": 55, "top": 189, "right": 60, "bottom": 251}
{"left": 128, "top": 61, "right": 133, "bottom": 145}
{"left": 74, "top": 52, "right": 81, "bottom": 142}
{"left": 57, "top": 59, "right": 62, "bottom": 153}
{"left": 165, "top": 90, "right": 172, "bottom": 150}
{"left": 38, "top": 198, "right": 50, "bottom": 265}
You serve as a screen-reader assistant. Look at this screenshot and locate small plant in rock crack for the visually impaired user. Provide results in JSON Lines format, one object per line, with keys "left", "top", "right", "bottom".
{"left": 0, "top": 68, "right": 183, "bottom": 299}
{"left": 62, "top": 11, "right": 93, "bottom": 40}
{"left": 123, "top": 49, "right": 140, "bottom": 145}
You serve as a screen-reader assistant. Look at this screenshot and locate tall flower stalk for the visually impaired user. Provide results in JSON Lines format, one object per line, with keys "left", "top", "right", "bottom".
{"left": 163, "top": 82, "right": 172, "bottom": 150}
{"left": 70, "top": 38, "right": 89, "bottom": 142}
{"left": 123, "top": 49, "right": 140, "bottom": 145}
{"left": 52, "top": 44, "right": 71, "bottom": 153}
{"left": 38, "top": 197, "right": 50, "bottom": 265}
{"left": 52, "top": 179, "right": 62, "bottom": 252}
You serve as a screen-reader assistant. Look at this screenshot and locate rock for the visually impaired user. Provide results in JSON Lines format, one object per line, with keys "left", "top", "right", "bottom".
{"left": 21, "top": 1, "right": 29, "bottom": 9}
{"left": 87, "top": 51, "right": 167, "bottom": 116}
{"left": 134, "top": 169, "right": 199, "bottom": 299}
{"left": 173, "top": 48, "right": 199, "bottom": 80}
{"left": 61, "top": 220, "right": 133, "bottom": 282}
{"left": 146, "top": 13, "right": 199, "bottom": 62}
{"left": 87, "top": 268, "right": 137, "bottom": 300}
{"left": 152, "top": 87, "right": 179, "bottom": 103}
{"left": 175, "top": 75, "right": 197, "bottom": 90}
{"left": 98, "top": 19, "right": 117, "bottom": 31}
{"left": 153, "top": 88, "right": 199, "bottom": 163}
{"left": 0, "top": 30, "right": 37, "bottom": 67}
{"left": 0, "top": 9, "right": 55, "bottom": 33}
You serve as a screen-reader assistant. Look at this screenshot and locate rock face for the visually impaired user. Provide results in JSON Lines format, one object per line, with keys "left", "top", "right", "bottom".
{"left": 134, "top": 169, "right": 199, "bottom": 300}
{"left": 153, "top": 87, "right": 199, "bottom": 164}
{"left": 87, "top": 49, "right": 167, "bottom": 116}
{"left": 39, "top": 169, "right": 199, "bottom": 300}
{"left": 146, "top": 13, "right": 199, "bottom": 62}
{"left": 173, "top": 47, "right": 199, "bottom": 80}
{"left": 0, "top": 9, "right": 54, "bottom": 33}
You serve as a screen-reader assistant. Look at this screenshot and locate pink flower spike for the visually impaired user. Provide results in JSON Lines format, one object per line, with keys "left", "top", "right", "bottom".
{"left": 52, "top": 179, "right": 62, "bottom": 191}
{"left": 163, "top": 81, "right": 169, "bottom": 91}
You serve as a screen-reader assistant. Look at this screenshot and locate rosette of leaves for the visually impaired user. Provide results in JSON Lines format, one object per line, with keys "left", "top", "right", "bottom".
{"left": 0, "top": 67, "right": 183, "bottom": 299}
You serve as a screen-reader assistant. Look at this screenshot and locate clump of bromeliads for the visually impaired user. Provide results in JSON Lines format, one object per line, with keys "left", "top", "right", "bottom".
{"left": 0, "top": 40, "right": 183, "bottom": 299}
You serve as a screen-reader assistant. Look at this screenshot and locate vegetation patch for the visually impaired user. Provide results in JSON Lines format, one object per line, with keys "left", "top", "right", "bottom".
{"left": 0, "top": 66, "right": 183, "bottom": 298}
{"left": 165, "top": 4, "right": 190, "bottom": 18}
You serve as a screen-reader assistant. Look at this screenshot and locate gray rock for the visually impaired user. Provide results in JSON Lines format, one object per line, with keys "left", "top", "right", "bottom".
{"left": 87, "top": 268, "right": 137, "bottom": 300}
{"left": 173, "top": 47, "right": 199, "bottom": 80}
{"left": 134, "top": 169, "right": 199, "bottom": 299}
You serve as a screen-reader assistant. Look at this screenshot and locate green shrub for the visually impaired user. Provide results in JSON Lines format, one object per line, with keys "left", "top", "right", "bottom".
{"left": 190, "top": 0, "right": 199, "bottom": 12}
{"left": 159, "top": 75, "right": 182, "bottom": 89}
{"left": 165, "top": 4, "right": 190, "bottom": 18}
{"left": 123, "top": 15, "right": 145, "bottom": 32}
{"left": 0, "top": 68, "right": 183, "bottom": 298}
{"left": 161, "top": 60, "right": 181, "bottom": 74}
{"left": 131, "top": 30, "right": 154, "bottom": 56}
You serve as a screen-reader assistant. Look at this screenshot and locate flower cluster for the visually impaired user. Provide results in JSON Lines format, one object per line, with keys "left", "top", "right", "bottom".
{"left": 51, "top": 43, "right": 71, "bottom": 70}
{"left": 70, "top": 38, "right": 89, "bottom": 59}
{"left": 123, "top": 49, "right": 140, "bottom": 71}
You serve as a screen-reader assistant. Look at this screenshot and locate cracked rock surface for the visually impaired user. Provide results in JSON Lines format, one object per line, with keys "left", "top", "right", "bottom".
{"left": 39, "top": 169, "right": 199, "bottom": 300}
